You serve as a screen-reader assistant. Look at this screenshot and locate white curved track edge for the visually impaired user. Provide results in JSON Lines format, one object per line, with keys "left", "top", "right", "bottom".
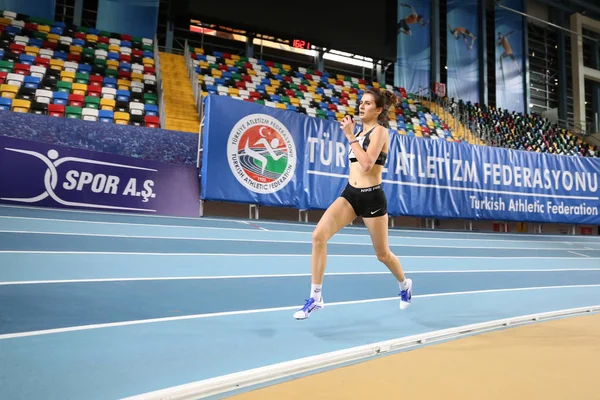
{"left": 122, "top": 305, "right": 600, "bottom": 400}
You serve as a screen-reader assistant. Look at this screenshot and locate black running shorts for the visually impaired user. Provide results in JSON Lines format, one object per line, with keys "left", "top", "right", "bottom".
{"left": 340, "top": 183, "right": 387, "bottom": 218}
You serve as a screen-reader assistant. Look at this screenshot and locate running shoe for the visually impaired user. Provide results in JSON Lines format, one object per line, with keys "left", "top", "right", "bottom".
{"left": 293, "top": 297, "right": 324, "bottom": 320}
{"left": 399, "top": 278, "right": 413, "bottom": 310}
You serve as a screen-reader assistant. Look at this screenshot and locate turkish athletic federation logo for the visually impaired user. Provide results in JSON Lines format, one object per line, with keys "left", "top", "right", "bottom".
{"left": 227, "top": 114, "right": 297, "bottom": 194}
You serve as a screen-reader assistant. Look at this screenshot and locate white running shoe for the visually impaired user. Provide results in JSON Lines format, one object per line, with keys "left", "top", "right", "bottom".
{"left": 293, "top": 297, "right": 324, "bottom": 320}
{"left": 399, "top": 278, "right": 413, "bottom": 310}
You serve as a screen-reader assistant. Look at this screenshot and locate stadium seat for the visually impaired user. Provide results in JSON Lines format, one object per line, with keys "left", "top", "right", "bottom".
{"left": 30, "top": 101, "right": 48, "bottom": 115}
{"left": 11, "top": 98, "right": 30, "bottom": 113}
{"left": 1, "top": 84, "right": 18, "bottom": 98}
{"left": 0, "top": 97, "right": 11, "bottom": 110}
{"left": 114, "top": 111, "right": 129, "bottom": 125}
{"left": 66, "top": 105, "right": 82, "bottom": 119}
{"left": 98, "top": 109, "right": 114, "bottom": 122}
{"left": 82, "top": 108, "right": 98, "bottom": 121}
{"left": 144, "top": 115, "right": 159, "bottom": 128}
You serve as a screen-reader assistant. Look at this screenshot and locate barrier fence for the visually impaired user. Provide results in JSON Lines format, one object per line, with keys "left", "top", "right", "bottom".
{"left": 200, "top": 95, "right": 600, "bottom": 225}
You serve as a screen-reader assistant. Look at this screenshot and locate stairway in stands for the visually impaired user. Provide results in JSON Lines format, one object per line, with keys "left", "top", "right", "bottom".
{"left": 424, "top": 100, "right": 486, "bottom": 146}
{"left": 159, "top": 52, "right": 200, "bottom": 133}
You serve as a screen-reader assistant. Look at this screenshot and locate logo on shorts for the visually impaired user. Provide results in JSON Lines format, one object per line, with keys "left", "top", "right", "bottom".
{"left": 227, "top": 113, "right": 297, "bottom": 194}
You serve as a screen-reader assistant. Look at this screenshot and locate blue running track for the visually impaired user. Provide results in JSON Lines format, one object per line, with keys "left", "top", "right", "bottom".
{"left": 0, "top": 204, "right": 600, "bottom": 399}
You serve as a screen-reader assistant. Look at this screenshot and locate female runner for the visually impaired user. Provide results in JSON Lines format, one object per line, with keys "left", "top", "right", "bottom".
{"left": 294, "top": 88, "right": 412, "bottom": 320}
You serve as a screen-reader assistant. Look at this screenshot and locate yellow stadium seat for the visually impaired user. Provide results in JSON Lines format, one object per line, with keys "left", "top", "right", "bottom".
{"left": 70, "top": 45, "right": 83, "bottom": 55}
{"left": 25, "top": 46, "right": 39, "bottom": 56}
{"left": 247, "top": 69, "right": 257, "bottom": 76}
{"left": 72, "top": 83, "right": 87, "bottom": 95}
{"left": 290, "top": 97, "right": 300, "bottom": 106}
{"left": 282, "top": 64, "right": 291, "bottom": 71}
{"left": 194, "top": 48, "right": 204, "bottom": 55}
{"left": 335, "top": 112, "right": 344, "bottom": 120}
{"left": 47, "top": 33, "right": 60, "bottom": 43}
{"left": 347, "top": 108, "right": 355, "bottom": 115}
{"left": 199, "top": 61, "right": 209, "bottom": 69}
{"left": 117, "top": 79, "right": 131, "bottom": 91}
{"left": 328, "top": 78, "right": 336, "bottom": 84}
{"left": 143, "top": 58, "right": 154, "bottom": 67}
{"left": 225, "top": 59, "right": 235, "bottom": 67}
{"left": 358, "top": 84, "right": 366, "bottom": 90}
{"left": 306, "top": 86, "right": 316, "bottom": 93}
{"left": 399, "top": 130, "right": 406, "bottom": 135}
{"left": 131, "top": 72, "right": 144, "bottom": 82}
{"left": 114, "top": 111, "right": 130, "bottom": 125}
{"left": 0, "top": 17, "right": 12, "bottom": 26}
{"left": 270, "top": 67, "right": 279, "bottom": 75}
{"left": 60, "top": 71, "right": 75, "bottom": 82}
{"left": 313, "top": 94, "right": 322, "bottom": 102}
{"left": 11, "top": 99, "right": 31, "bottom": 113}
{"left": 1, "top": 84, "right": 18, "bottom": 98}
{"left": 50, "top": 59, "right": 64, "bottom": 71}
{"left": 276, "top": 103, "right": 286, "bottom": 110}
{"left": 86, "top": 34, "right": 98, "bottom": 43}
{"left": 37, "top": 25, "right": 50, "bottom": 34}
{"left": 231, "top": 54, "right": 240, "bottom": 61}
{"left": 266, "top": 87, "right": 276, "bottom": 95}
{"left": 229, "top": 88, "right": 239, "bottom": 96}
{"left": 270, "top": 79, "right": 280, "bottom": 87}
{"left": 100, "top": 98, "right": 115, "bottom": 111}
{"left": 349, "top": 93, "right": 357, "bottom": 100}
{"left": 373, "top": 82, "right": 380, "bottom": 88}
{"left": 107, "top": 60, "right": 119, "bottom": 70}
{"left": 108, "top": 44, "right": 120, "bottom": 53}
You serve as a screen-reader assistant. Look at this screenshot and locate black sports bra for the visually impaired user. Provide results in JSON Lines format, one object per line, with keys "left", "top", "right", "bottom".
{"left": 348, "top": 126, "right": 387, "bottom": 166}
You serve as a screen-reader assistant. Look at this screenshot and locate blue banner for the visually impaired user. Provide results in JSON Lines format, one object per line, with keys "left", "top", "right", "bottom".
{"left": 0, "top": 0, "right": 56, "bottom": 21}
{"left": 495, "top": 0, "right": 525, "bottom": 113}
{"left": 0, "top": 112, "right": 198, "bottom": 166}
{"left": 0, "top": 135, "right": 200, "bottom": 217}
{"left": 96, "top": 0, "right": 159, "bottom": 39}
{"left": 395, "top": 1, "right": 431, "bottom": 94}
{"left": 201, "top": 95, "right": 600, "bottom": 225}
{"left": 447, "top": 0, "right": 479, "bottom": 104}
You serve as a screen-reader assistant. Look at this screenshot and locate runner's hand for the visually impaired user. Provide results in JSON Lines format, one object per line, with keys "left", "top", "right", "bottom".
{"left": 340, "top": 115, "right": 356, "bottom": 141}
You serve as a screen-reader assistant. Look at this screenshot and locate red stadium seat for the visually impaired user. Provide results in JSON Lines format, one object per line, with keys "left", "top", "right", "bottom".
{"left": 68, "top": 93, "right": 84, "bottom": 107}
{"left": 144, "top": 115, "right": 159, "bottom": 128}
{"left": 48, "top": 103, "right": 65, "bottom": 117}
{"left": 87, "top": 86, "right": 101, "bottom": 97}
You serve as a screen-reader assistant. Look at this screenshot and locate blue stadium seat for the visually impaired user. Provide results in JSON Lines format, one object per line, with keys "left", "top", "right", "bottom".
{"left": 0, "top": 97, "right": 12, "bottom": 111}
{"left": 103, "top": 77, "right": 117, "bottom": 88}
{"left": 19, "top": 54, "right": 35, "bottom": 65}
{"left": 144, "top": 104, "right": 158, "bottom": 116}
{"left": 98, "top": 109, "right": 114, "bottom": 122}
{"left": 52, "top": 92, "right": 68, "bottom": 105}
{"left": 23, "top": 76, "right": 40, "bottom": 89}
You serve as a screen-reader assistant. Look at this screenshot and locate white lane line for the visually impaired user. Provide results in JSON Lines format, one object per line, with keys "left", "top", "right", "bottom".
{"left": 569, "top": 251, "right": 591, "bottom": 258}
{"left": 2, "top": 216, "right": 599, "bottom": 245}
{"left": 1, "top": 204, "right": 596, "bottom": 239}
{"left": 0, "top": 230, "right": 594, "bottom": 251}
{"left": 2, "top": 268, "right": 600, "bottom": 286}
{"left": 2, "top": 284, "right": 600, "bottom": 340}
{"left": 122, "top": 304, "right": 600, "bottom": 400}
{"left": 2, "top": 250, "right": 600, "bottom": 259}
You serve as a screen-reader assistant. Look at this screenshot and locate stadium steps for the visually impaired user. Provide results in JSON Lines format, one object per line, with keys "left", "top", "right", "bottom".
{"left": 424, "top": 100, "right": 486, "bottom": 146}
{"left": 159, "top": 52, "right": 200, "bottom": 133}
